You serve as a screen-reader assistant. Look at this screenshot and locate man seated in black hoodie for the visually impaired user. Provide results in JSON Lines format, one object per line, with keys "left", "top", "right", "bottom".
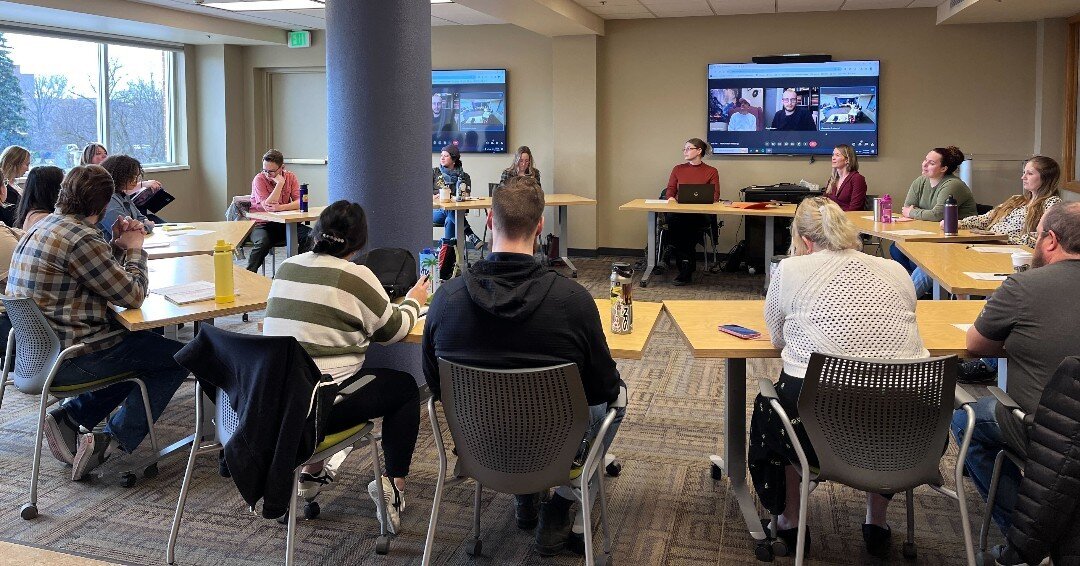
{"left": 422, "top": 175, "right": 626, "bottom": 557}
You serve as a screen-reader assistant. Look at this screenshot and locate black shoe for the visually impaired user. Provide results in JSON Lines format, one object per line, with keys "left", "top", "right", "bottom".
{"left": 672, "top": 276, "right": 688, "bottom": 287}
{"left": 515, "top": 491, "right": 544, "bottom": 530}
{"left": 535, "top": 497, "right": 573, "bottom": 556}
{"left": 993, "top": 544, "right": 1027, "bottom": 566}
{"left": 958, "top": 359, "right": 996, "bottom": 384}
{"left": 218, "top": 450, "right": 231, "bottom": 477}
{"left": 862, "top": 523, "right": 891, "bottom": 558}
{"left": 44, "top": 406, "right": 79, "bottom": 465}
{"left": 761, "top": 519, "right": 810, "bottom": 557}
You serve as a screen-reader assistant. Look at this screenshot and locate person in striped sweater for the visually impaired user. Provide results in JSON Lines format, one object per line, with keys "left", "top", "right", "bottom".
{"left": 263, "top": 200, "right": 428, "bottom": 535}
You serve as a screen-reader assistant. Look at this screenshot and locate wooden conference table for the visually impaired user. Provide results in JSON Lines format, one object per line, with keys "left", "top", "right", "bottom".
{"left": 111, "top": 255, "right": 273, "bottom": 331}
{"left": 663, "top": 299, "right": 983, "bottom": 543}
{"left": 619, "top": 200, "right": 797, "bottom": 287}
{"left": 406, "top": 298, "right": 663, "bottom": 360}
{"left": 897, "top": 241, "right": 1029, "bottom": 300}
{"left": 143, "top": 221, "right": 255, "bottom": 260}
{"left": 845, "top": 211, "right": 1010, "bottom": 244}
{"left": 245, "top": 207, "right": 325, "bottom": 257}
{"left": 434, "top": 194, "right": 596, "bottom": 277}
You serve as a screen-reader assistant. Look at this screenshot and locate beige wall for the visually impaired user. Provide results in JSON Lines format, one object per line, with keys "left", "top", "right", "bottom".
{"left": 597, "top": 9, "right": 1058, "bottom": 250}
{"left": 148, "top": 46, "right": 204, "bottom": 222}
{"left": 182, "top": 9, "right": 1067, "bottom": 251}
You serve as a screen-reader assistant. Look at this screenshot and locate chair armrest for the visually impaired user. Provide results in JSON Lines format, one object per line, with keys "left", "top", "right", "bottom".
{"left": 989, "top": 386, "right": 1029, "bottom": 423}
{"left": 954, "top": 387, "right": 977, "bottom": 409}
{"left": 759, "top": 379, "right": 780, "bottom": 400}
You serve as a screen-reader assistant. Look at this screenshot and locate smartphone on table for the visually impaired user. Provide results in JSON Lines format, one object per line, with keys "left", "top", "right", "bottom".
{"left": 718, "top": 324, "right": 762, "bottom": 340}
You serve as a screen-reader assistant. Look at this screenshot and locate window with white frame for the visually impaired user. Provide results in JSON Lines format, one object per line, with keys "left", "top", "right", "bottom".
{"left": 0, "top": 30, "right": 181, "bottom": 169}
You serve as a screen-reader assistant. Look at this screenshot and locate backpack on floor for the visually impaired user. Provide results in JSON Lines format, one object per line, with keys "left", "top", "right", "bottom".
{"left": 354, "top": 248, "right": 418, "bottom": 299}
{"left": 723, "top": 240, "right": 747, "bottom": 272}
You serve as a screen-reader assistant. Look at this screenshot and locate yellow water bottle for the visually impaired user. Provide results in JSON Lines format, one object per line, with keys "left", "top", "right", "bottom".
{"left": 214, "top": 239, "right": 235, "bottom": 304}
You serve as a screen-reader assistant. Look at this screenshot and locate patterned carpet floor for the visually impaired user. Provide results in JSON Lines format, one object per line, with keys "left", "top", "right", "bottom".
{"left": 0, "top": 255, "right": 998, "bottom": 565}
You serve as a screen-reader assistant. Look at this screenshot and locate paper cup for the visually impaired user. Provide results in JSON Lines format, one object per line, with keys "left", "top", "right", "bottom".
{"left": 1011, "top": 251, "right": 1033, "bottom": 273}
{"left": 439, "top": 188, "right": 451, "bottom": 202}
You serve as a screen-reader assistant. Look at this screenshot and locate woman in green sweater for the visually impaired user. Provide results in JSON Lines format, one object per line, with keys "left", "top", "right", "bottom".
{"left": 891, "top": 146, "right": 976, "bottom": 271}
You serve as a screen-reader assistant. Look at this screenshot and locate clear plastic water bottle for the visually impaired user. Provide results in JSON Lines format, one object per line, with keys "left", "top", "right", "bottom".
{"left": 943, "top": 195, "right": 958, "bottom": 235}
{"left": 880, "top": 194, "right": 893, "bottom": 223}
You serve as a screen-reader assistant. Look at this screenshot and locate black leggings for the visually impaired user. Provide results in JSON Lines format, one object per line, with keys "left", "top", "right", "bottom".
{"left": 330, "top": 368, "right": 420, "bottom": 478}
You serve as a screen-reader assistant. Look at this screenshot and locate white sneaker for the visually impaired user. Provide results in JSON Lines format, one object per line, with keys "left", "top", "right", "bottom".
{"left": 367, "top": 476, "right": 404, "bottom": 535}
{"left": 298, "top": 469, "right": 335, "bottom": 500}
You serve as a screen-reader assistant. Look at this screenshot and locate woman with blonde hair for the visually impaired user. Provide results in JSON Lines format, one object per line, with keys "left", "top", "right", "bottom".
{"left": 823, "top": 144, "right": 867, "bottom": 211}
{"left": 750, "top": 196, "right": 927, "bottom": 559}
{"left": 0, "top": 145, "right": 31, "bottom": 226}
{"left": 500, "top": 145, "right": 541, "bottom": 187}
{"left": 958, "top": 155, "right": 1061, "bottom": 247}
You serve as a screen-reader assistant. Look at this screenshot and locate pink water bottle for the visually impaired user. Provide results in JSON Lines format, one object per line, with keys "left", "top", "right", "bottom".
{"left": 880, "top": 194, "right": 893, "bottom": 223}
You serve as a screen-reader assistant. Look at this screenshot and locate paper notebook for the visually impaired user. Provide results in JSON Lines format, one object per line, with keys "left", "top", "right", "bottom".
{"left": 152, "top": 281, "right": 215, "bottom": 305}
{"left": 963, "top": 272, "right": 1009, "bottom": 281}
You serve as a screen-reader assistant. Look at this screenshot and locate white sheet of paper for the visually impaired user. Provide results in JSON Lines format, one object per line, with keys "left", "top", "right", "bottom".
{"left": 953, "top": 324, "right": 973, "bottom": 332}
{"left": 142, "top": 241, "right": 171, "bottom": 248}
{"left": 268, "top": 210, "right": 305, "bottom": 216}
{"left": 968, "top": 246, "right": 1025, "bottom": 254}
{"left": 165, "top": 229, "right": 214, "bottom": 237}
{"left": 886, "top": 229, "right": 935, "bottom": 236}
{"left": 644, "top": 199, "right": 668, "bottom": 204}
{"left": 151, "top": 281, "right": 215, "bottom": 305}
{"left": 964, "top": 272, "right": 1009, "bottom": 281}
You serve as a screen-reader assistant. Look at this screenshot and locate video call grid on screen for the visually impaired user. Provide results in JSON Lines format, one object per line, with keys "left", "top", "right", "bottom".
{"left": 706, "top": 61, "right": 879, "bottom": 156}
{"left": 432, "top": 69, "right": 508, "bottom": 154}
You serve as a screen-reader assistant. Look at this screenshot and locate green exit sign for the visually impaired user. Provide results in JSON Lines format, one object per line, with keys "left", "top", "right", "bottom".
{"left": 288, "top": 30, "right": 311, "bottom": 49}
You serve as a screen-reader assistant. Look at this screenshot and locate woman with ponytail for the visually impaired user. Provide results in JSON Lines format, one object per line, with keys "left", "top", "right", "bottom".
{"left": 749, "top": 197, "right": 928, "bottom": 559}
{"left": 262, "top": 200, "right": 429, "bottom": 535}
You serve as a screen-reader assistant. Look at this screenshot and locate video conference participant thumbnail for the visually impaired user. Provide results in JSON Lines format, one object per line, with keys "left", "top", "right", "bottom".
{"left": 768, "top": 88, "right": 817, "bottom": 131}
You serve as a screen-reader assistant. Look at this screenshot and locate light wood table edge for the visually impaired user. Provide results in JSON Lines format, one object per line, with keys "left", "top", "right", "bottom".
{"left": 117, "top": 300, "right": 269, "bottom": 332}
{"left": 604, "top": 299, "right": 662, "bottom": 360}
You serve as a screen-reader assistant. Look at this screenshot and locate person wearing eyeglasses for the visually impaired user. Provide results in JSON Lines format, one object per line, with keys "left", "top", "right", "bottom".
{"left": 664, "top": 138, "right": 720, "bottom": 286}
{"left": 952, "top": 203, "right": 1080, "bottom": 565}
{"left": 247, "top": 149, "right": 311, "bottom": 272}
{"left": 769, "top": 88, "right": 816, "bottom": 131}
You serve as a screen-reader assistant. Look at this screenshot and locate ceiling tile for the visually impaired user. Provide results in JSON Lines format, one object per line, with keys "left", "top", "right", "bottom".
{"left": 604, "top": 12, "right": 658, "bottom": 18}
{"left": 651, "top": 8, "right": 717, "bottom": 17}
{"left": 705, "top": 0, "right": 776, "bottom": 15}
{"left": 777, "top": 0, "right": 845, "bottom": 12}
{"left": 842, "top": 0, "right": 912, "bottom": 8}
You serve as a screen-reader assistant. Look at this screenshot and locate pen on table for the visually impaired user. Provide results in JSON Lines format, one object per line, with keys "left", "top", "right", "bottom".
{"left": 993, "top": 273, "right": 1010, "bottom": 277}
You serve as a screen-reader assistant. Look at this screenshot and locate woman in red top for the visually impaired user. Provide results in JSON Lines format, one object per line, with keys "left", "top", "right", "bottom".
{"left": 823, "top": 144, "right": 867, "bottom": 211}
{"left": 664, "top": 138, "right": 720, "bottom": 285}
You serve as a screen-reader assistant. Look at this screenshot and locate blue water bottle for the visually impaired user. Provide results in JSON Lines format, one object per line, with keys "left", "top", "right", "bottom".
{"left": 299, "top": 183, "right": 309, "bottom": 213}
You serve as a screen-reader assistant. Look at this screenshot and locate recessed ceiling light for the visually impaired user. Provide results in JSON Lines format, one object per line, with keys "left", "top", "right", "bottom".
{"left": 201, "top": 0, "right": 325, "bottom": 11}
{"left": 431, "top": 0, "right": 455, "bottom": 4}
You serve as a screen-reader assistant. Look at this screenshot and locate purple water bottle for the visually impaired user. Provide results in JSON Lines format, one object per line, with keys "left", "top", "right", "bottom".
{"left": 943, "top": 195, "right": 958, "bottom": 235}
{"left": 880, "top": 194, "right": 893, "bottom": 223}
{"left": 299, "top": 183, "right": 309, "bottom": 213}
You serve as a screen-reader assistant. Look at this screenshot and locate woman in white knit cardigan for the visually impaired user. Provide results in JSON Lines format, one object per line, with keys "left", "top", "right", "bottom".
{"left": 749, "top": 196, "right": 929, "bottom": 559}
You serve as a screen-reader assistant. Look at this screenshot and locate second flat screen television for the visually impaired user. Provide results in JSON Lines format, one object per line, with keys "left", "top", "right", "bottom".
{"left": 707, "top": 60, "right": 879, "bottom": 156}
{"left": 432, "top": 69, "right": 507, "bottom": 154}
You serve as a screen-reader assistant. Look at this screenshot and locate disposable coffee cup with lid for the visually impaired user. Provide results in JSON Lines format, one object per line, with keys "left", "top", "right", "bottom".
{"left": 1011, "top": 251, "right": 1033, "bottom": 273}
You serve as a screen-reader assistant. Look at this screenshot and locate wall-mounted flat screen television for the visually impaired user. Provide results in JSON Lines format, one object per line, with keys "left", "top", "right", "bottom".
{"left": 432, "top": 69, "right": 507, "bottom": 154}
{"left": 706, "top": 60, "right": 879, "bottom": 156}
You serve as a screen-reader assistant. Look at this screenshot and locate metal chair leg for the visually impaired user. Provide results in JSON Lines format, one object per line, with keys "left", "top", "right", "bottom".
{"left": 167, "top": 386, "right": 206, "bottom": 564}
{"left": 132, "top": 378, "right": 159, "bottom": 455}
{"left": 906, "top": 489, "right": 915, "bottom": 547}
{"left": 581, "top": 463, "right": 595, "bottom": 566}
{"left": 597, "top": 463, "right": 612, "bottom": 557}
{"left": 470, "top": 481, "right": 482, "bottom": 554}
{"left": 422, "top": 399, "right": 447, "bottom": 566}
{"left": 980, "top": 451, "right": 1007, "bottom": 552}
{"left": 22, "top": 388, "right": 51, "bottom": 519}
{"left": 284, "top": 467, "right": 301, "bottom": 566}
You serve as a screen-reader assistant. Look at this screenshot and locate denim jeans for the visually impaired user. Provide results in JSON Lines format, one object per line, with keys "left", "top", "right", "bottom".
{"left": 54, "top": 331, "right": 189, "bottom": 453}
{"left": 432, "top": 209, "right": 456, "bottom": 243}
{"left": 912, "top": 267, "right": 934, "bottom": 298}
{"left": 890, "top": 244, "right": 916, "bottom": 273}
{"left": 951, "top": 396, "right": 1021, "bottom": 534}
{"left": 555, "top": 387, "right": 627, "bottom": 502}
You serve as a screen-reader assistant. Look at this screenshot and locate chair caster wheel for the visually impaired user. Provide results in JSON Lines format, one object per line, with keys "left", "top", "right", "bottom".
{"left": 303, "top": 501, "right": 320, "bottom": 520}
{"left": 144, "top": 463, "right": 159, "bottom": 479}
{"left": 375, "top": 536, "right": 390, "bottom": 555}
{"left": 595, "top": 554, "right": 611, "bottom": 566}
{"left": 20, "top": 503, "right": 38, "bottom": 520}
{"left": 770, "top": 539, "right": 789, "bottom": 557}
{"left": 242, "top": 313, "right": 249, "bottom": 322}
{"left": 277, "top": 512, "right": 289, "bottom": 525}
{"left": 466, "top": 539, "right": 482, "bottom": 556}
{"left": 605, "top": 461, "right": 622, "bottom": 477}
{"left": 748, "top": 267, "right": 757, "bottom": 275}
{"left": 754, "top": 540, "right": 775, "bottom": 562}
{"left": 640, "top": 280, "right": 648, "bottom": 288}
{"left": 711, "top": 463, "right": 723, "bottom": 480}
{"left": 121, "top": 472, "right": 137, "bottom": 488}
{"left": 571, "top": 271, "right": 578, "bottom": 278}
{"left": 902, "top": 542, "right": 917, "bottom": 560}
